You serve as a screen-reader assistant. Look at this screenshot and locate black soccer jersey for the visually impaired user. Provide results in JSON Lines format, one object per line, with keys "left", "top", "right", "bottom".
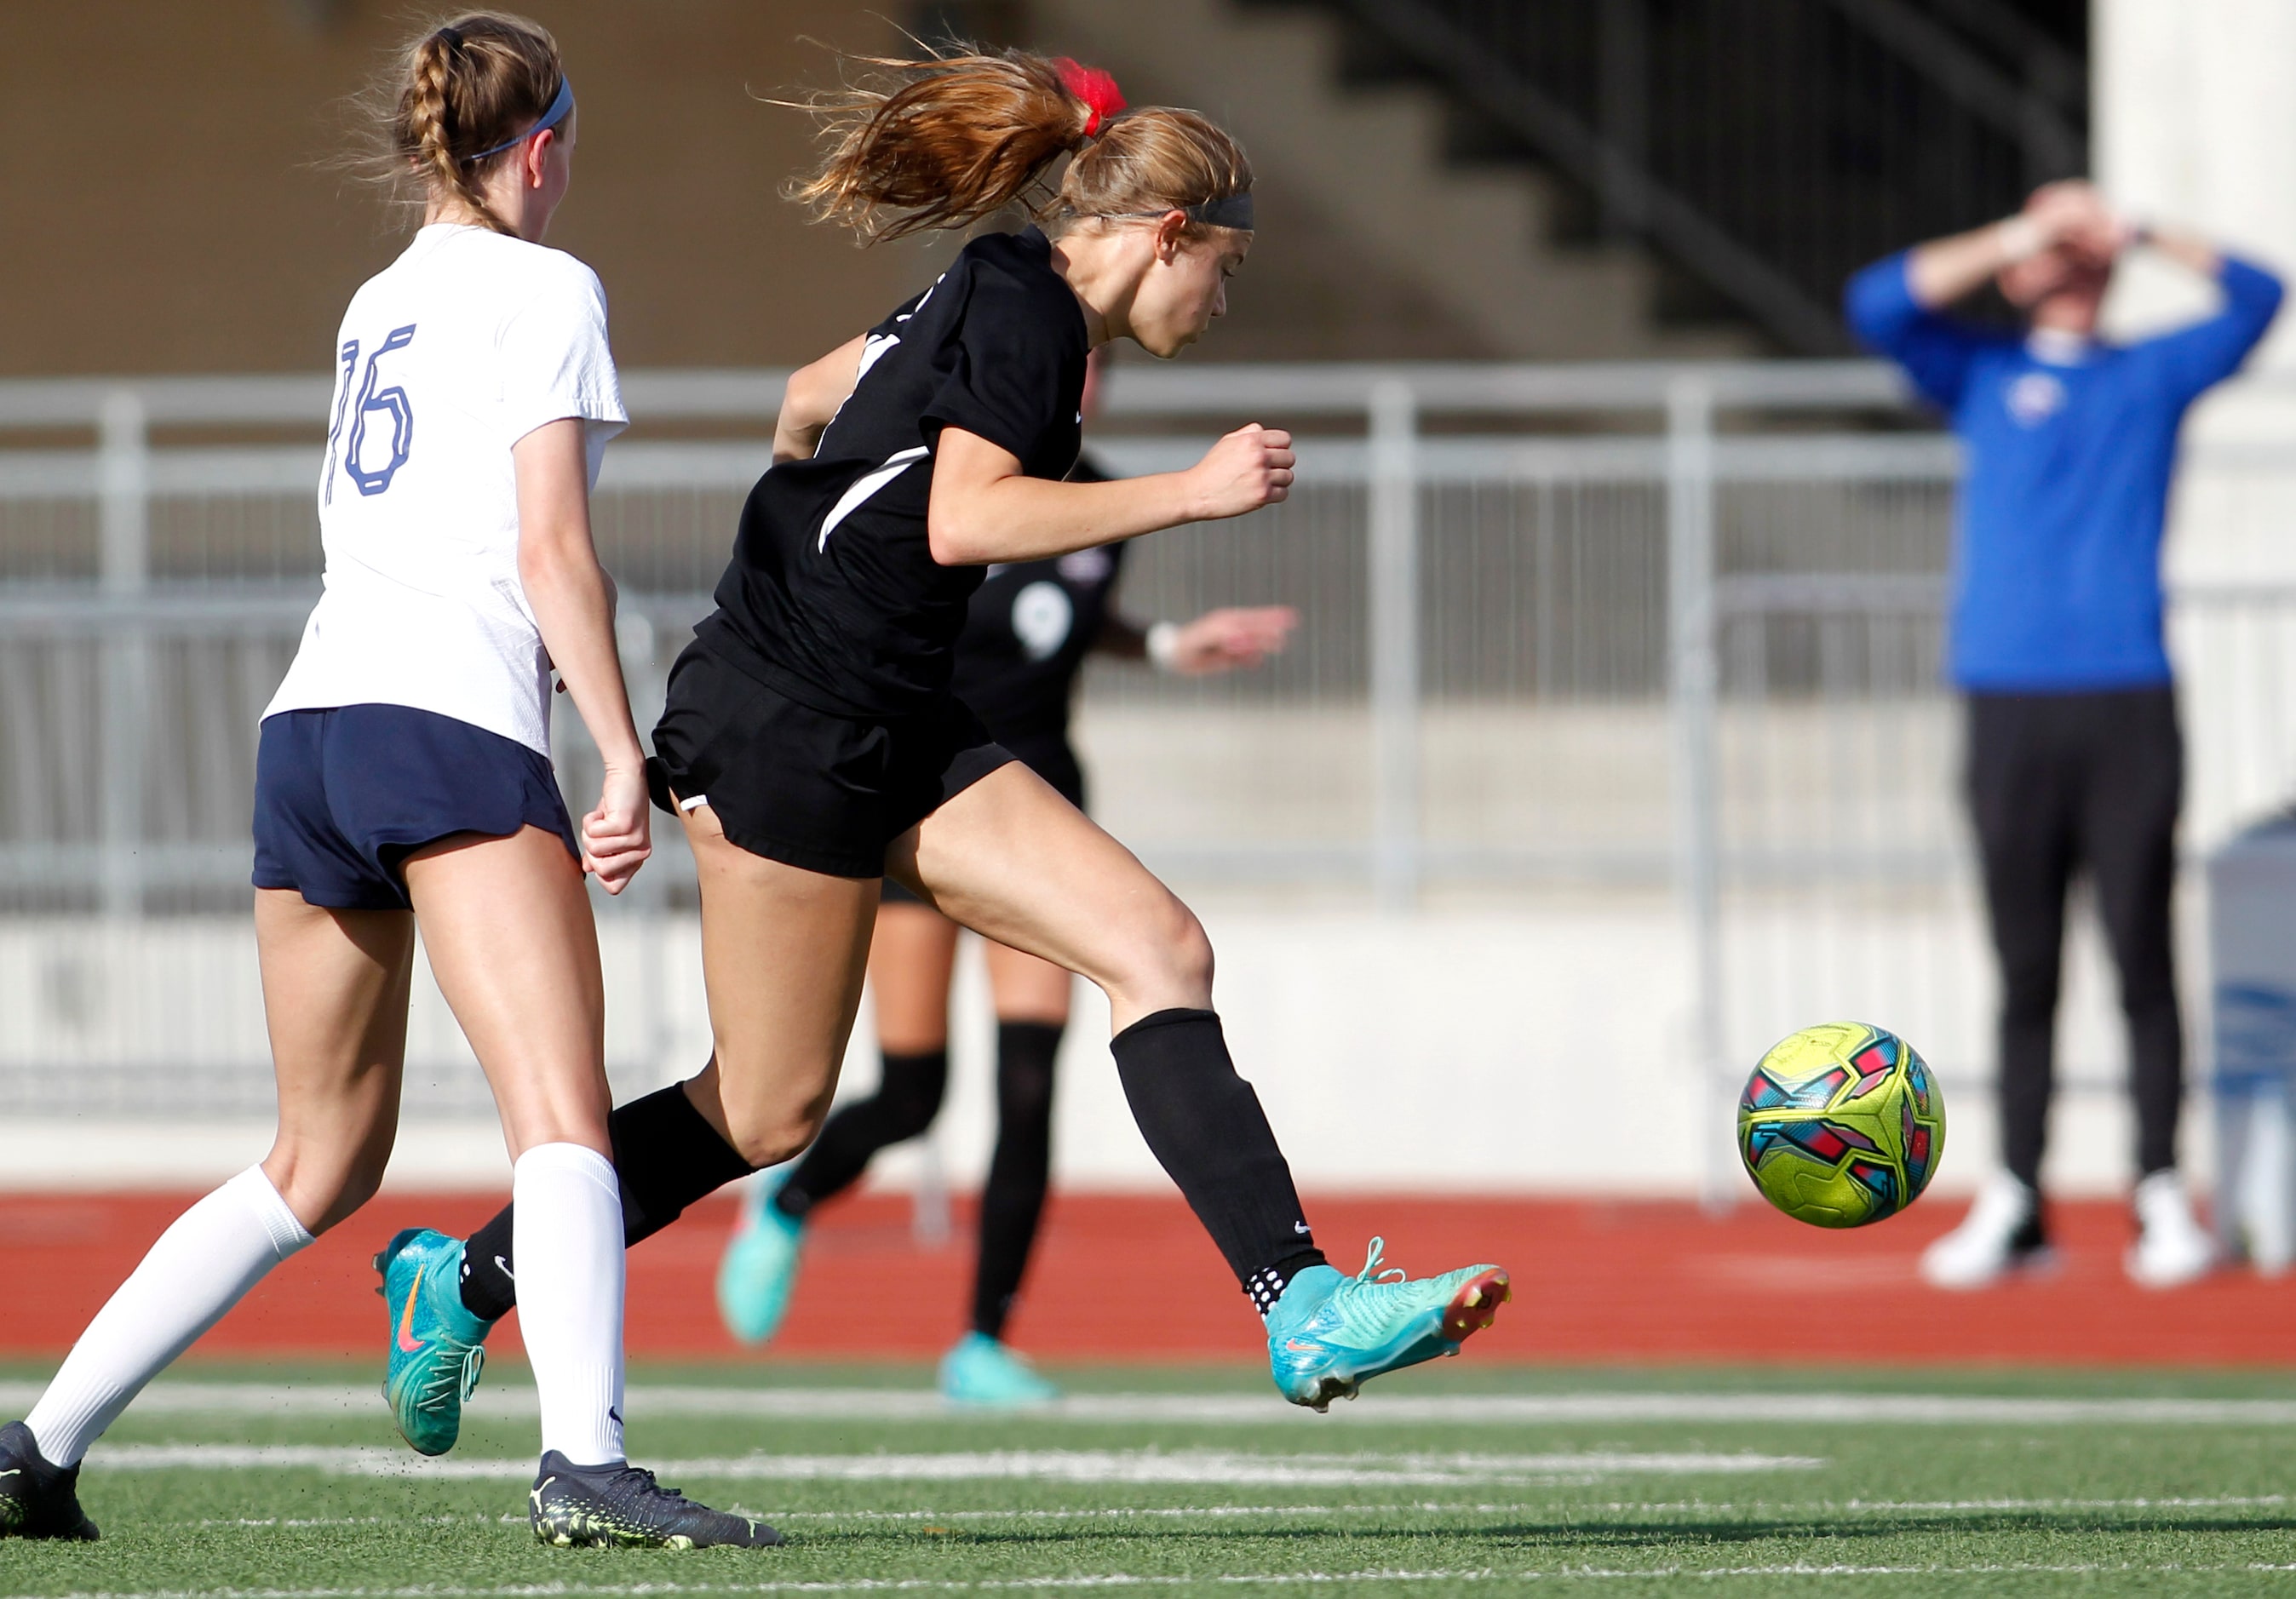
{"left": 949, "top": 455, "right": 1124, "bottom": 744}
{"left": 701, "top": 226, "right": 1090, "bottom": 718}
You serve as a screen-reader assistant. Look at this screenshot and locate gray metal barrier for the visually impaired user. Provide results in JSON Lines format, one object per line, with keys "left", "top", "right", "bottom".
{"left": 0, "top": 363, "right": 2287, "bottom": 1194}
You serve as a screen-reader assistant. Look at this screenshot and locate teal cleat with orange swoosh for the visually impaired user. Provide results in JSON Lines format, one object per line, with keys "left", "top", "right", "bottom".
{"left": 1264, "top": 1238, "right": 1510, "bottom": 1412}
{"left": 377, "top": 1227, "right": 496, "bottom": 1457}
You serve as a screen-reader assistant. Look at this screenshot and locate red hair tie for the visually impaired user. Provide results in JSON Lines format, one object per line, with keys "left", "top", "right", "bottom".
{"left": 1054, "top": 58, "right": 1127, "bottom": 138}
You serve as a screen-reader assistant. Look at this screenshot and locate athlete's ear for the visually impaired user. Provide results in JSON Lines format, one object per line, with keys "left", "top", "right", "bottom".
{"left": 518, "top": 127, "right": 559, "bottom": 192}
{"left": 1153, "top": 209, "right": 1189, "bottom": 265}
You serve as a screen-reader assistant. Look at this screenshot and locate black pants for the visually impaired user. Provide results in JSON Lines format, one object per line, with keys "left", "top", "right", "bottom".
{"left": 1966, "top": 687, "right": 2184, "bottom": 1189}
{"left": 776, "top": 1023, "right": 1060, "bottom": 1341}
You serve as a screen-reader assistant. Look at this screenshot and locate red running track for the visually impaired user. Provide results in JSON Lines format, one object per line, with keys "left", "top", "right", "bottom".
{"left": 3, "top": 1189, "right": 2293, "bottom": 1366}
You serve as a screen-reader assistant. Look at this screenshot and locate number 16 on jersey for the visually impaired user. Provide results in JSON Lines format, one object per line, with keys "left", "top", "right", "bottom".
{"left": 325, "top": 324, "right": 417, "bottom": 501}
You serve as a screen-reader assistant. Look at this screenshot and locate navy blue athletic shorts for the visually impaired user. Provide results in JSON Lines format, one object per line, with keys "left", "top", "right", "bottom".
{"left": 252, "top": 705, "right": 579, "bottom": 912}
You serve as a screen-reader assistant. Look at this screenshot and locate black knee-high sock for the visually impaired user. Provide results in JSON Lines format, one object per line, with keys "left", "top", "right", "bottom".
{"left": 1110, "top": 1008, "right": 1325, "bottom": 1316}
{"left": 457, "top": 1080, "right": 756, "bottom": 1321}
{"left": 772, "top": 1050, "right": 949, "bottom": 1224}
{"left": 973, "top": 1021, "right": 1062, "bottom": 1340}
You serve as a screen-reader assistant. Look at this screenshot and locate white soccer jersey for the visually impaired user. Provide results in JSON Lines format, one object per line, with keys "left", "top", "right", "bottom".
{"left": 265, "top": 224, "right": 629, "bottom": 754}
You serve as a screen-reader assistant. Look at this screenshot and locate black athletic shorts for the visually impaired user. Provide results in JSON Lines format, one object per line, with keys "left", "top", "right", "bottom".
{"left": 647, "top": 637, "right": 1017, "bottom": 880}
{"left": 881, "top": 731, "right": 1084, "bottom": 907}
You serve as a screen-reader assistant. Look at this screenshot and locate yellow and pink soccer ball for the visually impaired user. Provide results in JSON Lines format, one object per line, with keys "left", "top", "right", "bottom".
{"left": 1737, "top": 1022, "right": 1944, "bottom": 1229}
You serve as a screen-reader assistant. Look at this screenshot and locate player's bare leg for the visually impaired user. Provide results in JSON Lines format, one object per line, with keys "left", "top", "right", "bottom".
{"left": 255, "top": 892, "right": 417, "bottom": 1233}
{"left": 674, "top": 802, "right": 881, "bottom": 1168}
{"left": 896, "top": 763, "right": 1508, "bottom": 1408}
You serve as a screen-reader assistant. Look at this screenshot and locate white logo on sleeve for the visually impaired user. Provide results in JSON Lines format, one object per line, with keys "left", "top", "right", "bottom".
{"left": 1012, "top": 581, "right": 1075, "bottom": 660}
{"left": 2006, "top": 371, "right": 2067, "bottom": 427}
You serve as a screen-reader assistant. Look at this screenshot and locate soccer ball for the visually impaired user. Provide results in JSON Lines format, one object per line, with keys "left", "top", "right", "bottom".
{"left": 1737, "top": 1022, "right": 1944, "bottom": 1228}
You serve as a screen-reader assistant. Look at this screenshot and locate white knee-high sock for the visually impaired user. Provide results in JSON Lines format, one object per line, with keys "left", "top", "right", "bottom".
{"left": 513, "top": 1142, "right": 626, "bottom": 1466}
{"left": 25, "top": 1166, "right": 312, "bottom": 1466}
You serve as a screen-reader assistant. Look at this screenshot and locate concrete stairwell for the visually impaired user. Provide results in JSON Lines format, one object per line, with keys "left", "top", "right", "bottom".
{"left": 1025, "top": 0, "right": 1753, "bottom": 360}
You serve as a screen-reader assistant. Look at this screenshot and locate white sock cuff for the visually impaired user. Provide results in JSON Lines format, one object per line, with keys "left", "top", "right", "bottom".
{"left": 222, "top": 1166, "right": 313, "bottom": 1259}
{"left": 513, "top": 1143, "right": 618, "bottom": 1197}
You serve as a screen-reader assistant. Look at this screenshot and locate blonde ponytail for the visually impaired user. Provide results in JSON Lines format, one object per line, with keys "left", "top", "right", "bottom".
{"left": 359, "top": 12, "right": 565, "bottom": 235}
{"left": 786, "top": 48, "right": 1102, "bottom": 242}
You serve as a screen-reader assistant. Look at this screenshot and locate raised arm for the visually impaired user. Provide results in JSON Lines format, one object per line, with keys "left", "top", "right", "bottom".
{"left": 2137, "top": 236, "right": 2285, "bottom": 400}
{"left": 2141, "top": 225, "right": 2224, "bottom": 281}
{"left": 927, "top": 423, "right": 1294, "bottom": 565}
{"left": 1903, "top": 182, "right": 2115, "bottom": 307}
{"left": 1096, "top": 605, "right": 1299, "bottom": 674}
{"left": 514, "top": 417, "right": 650, "bottom": 893}
{"left": 773, "top": 334, "right": 869, "bottom": 462}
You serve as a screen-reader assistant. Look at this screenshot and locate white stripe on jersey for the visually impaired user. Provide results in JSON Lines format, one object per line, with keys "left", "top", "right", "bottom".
{"left": 818, "top": 446, "right": 929, "bottom": 551}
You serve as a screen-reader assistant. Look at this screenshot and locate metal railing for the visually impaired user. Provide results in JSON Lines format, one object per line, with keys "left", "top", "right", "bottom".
{"left": 0, "top": 363, "right": 2290, "bottom": 1173}
{"left": 1298, "top": 0, "right": 2083, "bottom": 351}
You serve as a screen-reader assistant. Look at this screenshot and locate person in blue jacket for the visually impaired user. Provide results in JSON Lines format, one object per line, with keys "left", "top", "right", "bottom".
{"left": 1845, "top": 180, "right": 2282, "bottom": 1290}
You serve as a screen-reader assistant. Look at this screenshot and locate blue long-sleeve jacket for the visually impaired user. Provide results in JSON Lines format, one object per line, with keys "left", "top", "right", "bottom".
{"left": 1844, "top": 249, "right": 2282, "bottom": 691}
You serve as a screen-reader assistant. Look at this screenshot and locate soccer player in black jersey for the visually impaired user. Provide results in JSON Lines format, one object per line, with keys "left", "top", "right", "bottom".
{"left": 386, "top": 45, "right": 1507, "bottom": 1453}
{"left": 715, "top": 352, "right": 1303, "bottom": 1401}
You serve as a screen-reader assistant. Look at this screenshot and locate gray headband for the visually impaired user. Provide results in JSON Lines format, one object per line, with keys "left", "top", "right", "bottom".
{"left": 1098, "top": 192, "right": 1255, "bottom": 231}
{"left": 1184, "top": 192, "right": 1254, "bottom": 231}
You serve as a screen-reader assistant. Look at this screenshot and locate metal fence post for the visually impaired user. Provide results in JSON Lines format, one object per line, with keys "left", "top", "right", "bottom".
{"left": 98, "top": 388, "right": 149, "bottom": 920}
{"left": 1667, "top": 376, "right": 1731, "bottom": 1210}
{"left": 1368, "top": 379, "right": 1421, "bottom": 910}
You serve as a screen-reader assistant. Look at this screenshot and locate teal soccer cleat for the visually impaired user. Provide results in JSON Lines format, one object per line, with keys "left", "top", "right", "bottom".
{"left": 716, "top": 1176, "right": 806, "bottom": 1345}
{"left": 377, "top": 1228, "right": 496, "bottom": 1456}
{"left": 940, "top": 1332, "right": 1061, "bottom": 1407}
{"left": 1265, "top": 1238, "right": 1510, "bottom": 1411}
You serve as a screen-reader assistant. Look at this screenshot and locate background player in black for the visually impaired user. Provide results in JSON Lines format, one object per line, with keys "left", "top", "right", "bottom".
{"left": 717, "top": 352, "right": 1300, "bottom": 1401}
{"left": 408, "top": 46, "right": 1507, "bottom": 1447}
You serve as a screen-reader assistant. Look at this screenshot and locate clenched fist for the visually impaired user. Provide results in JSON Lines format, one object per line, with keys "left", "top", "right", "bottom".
{"left": 1186, "top": 424, "right": 1296, "bottom": 520}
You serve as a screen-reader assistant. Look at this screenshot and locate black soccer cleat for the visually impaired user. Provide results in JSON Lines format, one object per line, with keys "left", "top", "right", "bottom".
{"left": 529, "top": 1451, "right": 782, "bottom": 1549}
{"left": 0, "top": 1421, "right": 98, "bottom": 1541}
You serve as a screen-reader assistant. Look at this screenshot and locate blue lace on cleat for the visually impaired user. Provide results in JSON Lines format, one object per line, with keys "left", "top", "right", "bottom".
{"left": 939, "top": 1332, "right": 1060, "bottom": 1407}
{"left": 716, "top": 1175, "right": 805, "bottom": 1345}
{"left": 377, "top": 1227, "right": 496, "bottom": 1457}
{"left": 1265, "top": 1237, "right": 1511, "bottom": 1412}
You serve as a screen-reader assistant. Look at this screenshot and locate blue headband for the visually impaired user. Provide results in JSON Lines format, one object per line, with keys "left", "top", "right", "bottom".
{"left": 468, "top": 77, "right": 574, "bottom": 163}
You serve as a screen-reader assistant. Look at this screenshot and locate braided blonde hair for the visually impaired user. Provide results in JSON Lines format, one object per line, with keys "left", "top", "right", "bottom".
{"left": 380, "top": 13, "right": 564, "bottom": 236}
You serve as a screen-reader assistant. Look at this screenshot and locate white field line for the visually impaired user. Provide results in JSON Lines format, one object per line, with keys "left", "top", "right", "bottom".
{"left": 14, "top": 1382, "right": 2296, "bottom": 1428}
{"left": 85, "top": 1445, "right": 1818, "bottom": 1487}
{"left": 187, "top": 1494, "right": 2296, "bottom": 1529}
{"left": 20, "top": 1563, "right": 2296, "bottom": 1596}
{"left": 762, "top": 1493, "right": 2296, "bottom": 1520}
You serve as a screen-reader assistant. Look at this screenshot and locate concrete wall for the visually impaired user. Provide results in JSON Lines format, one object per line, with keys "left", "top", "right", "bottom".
{"left": 2095, "top": 0, "right": 2296, "bottom": 594}
{"left": 1, "top": 0, "right": 1729, "bottom": 375}
{"left": 0, "top": 896, "right": 2178, "bottom": 1203}
{"left": 0, "top": 0, "right": 958, "bottom": 374}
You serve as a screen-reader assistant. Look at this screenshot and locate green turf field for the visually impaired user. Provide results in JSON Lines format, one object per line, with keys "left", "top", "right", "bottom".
{"left": 5, "top": 1361, "right": 2296, "bottom": 1596}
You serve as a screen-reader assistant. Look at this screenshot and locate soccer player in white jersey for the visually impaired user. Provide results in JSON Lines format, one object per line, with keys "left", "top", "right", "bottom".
{"left": 0, "top": 13, "right": 773, "bottom": 1550}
